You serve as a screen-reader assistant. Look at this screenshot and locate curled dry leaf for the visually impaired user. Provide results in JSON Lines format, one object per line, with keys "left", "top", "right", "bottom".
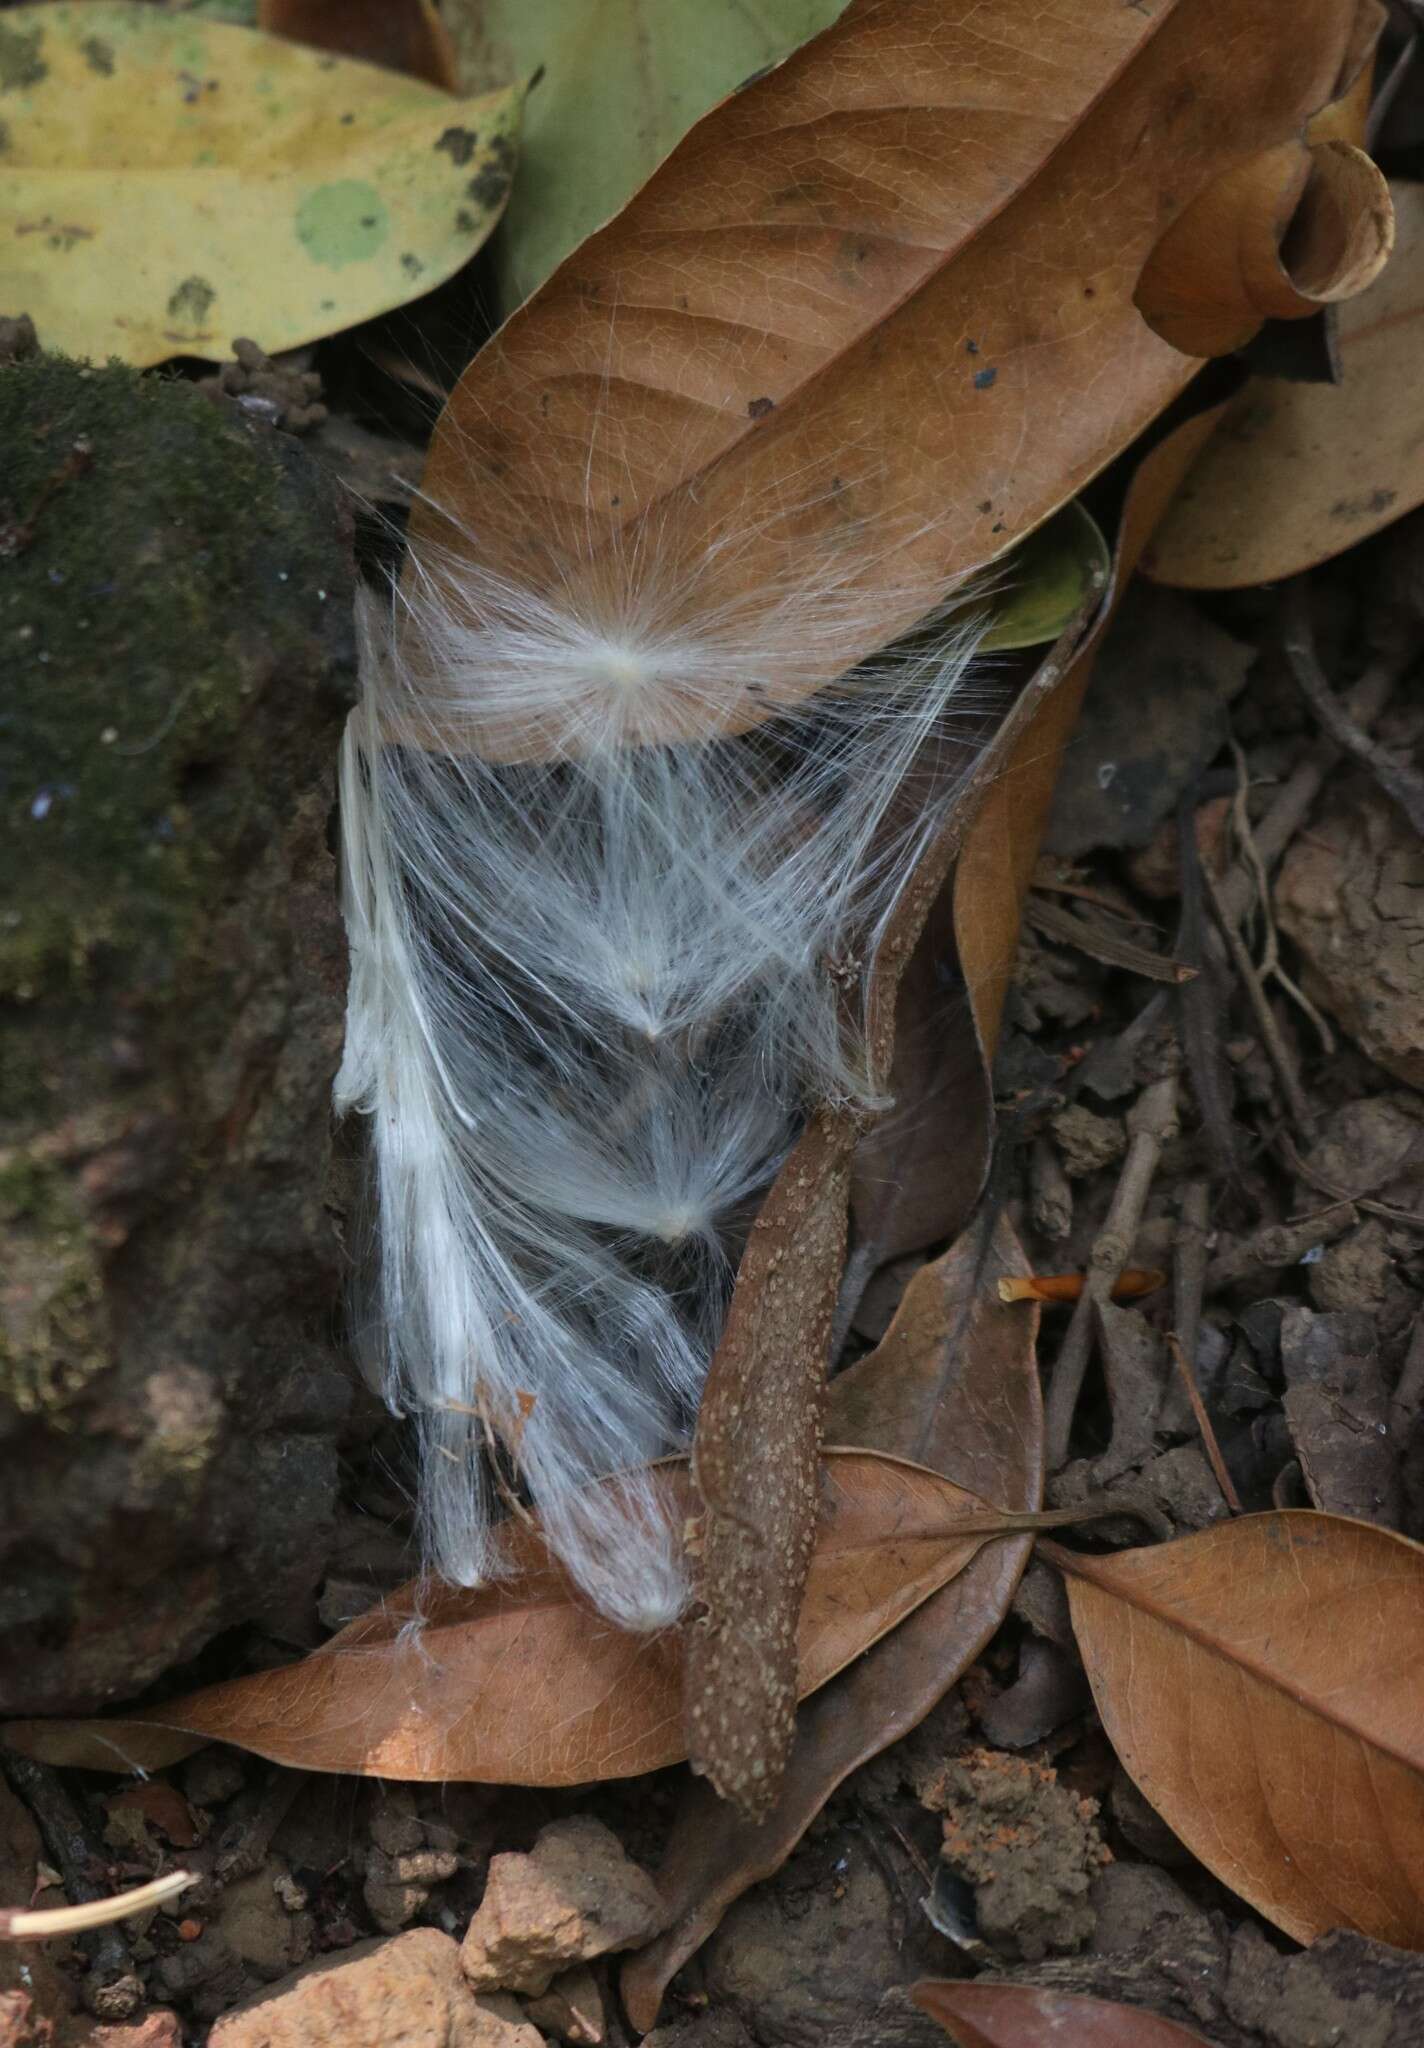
{"left": 1, "top": 1451, "right": 1026, "bottom": 1785}
{"left": 414, "top": 0, "right": 1383, "bottom": 760}
{"left": 980, "top": 502, "right": 1112, "bottom": 654}
{"left": 913, "top": 1980, "right": 1220, "bottom": 2048}
{"left": 1145, "top": 178, "right": 1424, "bottom": 587}
{"left": 621, "top": 1211, "right": 1042, "bottom": 2031}
{"left": 258, "top": 0, "right": 461, "bottom": 92}
{"left": 0, "top": 3, "right": 520, "bottom": 366}
{"left": 1045, "top": 1513, "right": 1424, "bottom": 1948}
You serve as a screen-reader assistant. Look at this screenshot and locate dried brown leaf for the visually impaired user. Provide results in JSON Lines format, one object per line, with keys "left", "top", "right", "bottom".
{"left": 621, "top": 1211, "right": 1042, "bottom": 2031}
{"left": 413, "top": 0, "right": 1382, "bottom": 758}
{"left": 913, "top": 1981, "right": 1220, "bottom": 2048}
{"left": 1046, "top": 1512, "right": 1424, "bottom": 1947}
{"left": 1, "top": 1451, "right": 1020, "bottom": 1786}
{"left": 1145, "top": 177, "right": 1424, "bottom": 587}
{"left": 950, "top": 396, "right": 1232, "bottom": 1072}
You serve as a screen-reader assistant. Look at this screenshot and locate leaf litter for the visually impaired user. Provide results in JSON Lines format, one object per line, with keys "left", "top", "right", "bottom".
{"left": 4, "top": 0, "right": 1424, "bottom": 2044}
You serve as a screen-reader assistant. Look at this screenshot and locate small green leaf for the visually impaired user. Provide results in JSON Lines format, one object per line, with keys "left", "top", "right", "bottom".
{"left": 981, "top": 500, "right": 1110, "bottom": 652}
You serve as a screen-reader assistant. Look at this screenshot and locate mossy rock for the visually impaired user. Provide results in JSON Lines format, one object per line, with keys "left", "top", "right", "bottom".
{"left": 0, "top": 358, "right": 358, "bottom": 1712}
{"left": 1, "top": 356, "right": 348, "bottom": 1004}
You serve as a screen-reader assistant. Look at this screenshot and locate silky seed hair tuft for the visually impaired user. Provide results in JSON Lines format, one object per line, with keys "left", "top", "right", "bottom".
{"left": 335, "top": 467, "right": 992, "bottom": 1630}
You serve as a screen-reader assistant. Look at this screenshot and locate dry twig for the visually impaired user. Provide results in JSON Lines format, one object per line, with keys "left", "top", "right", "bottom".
{"left": 1281, "top": 579, "right": 1424, "bottom": 836}
{"left": 1, "top": 1870, "right": 196, "bottom": 1942}
{"left": 1166, "top": 1333, "right": 1243, "bottom": 1513}
{"left": 1043, "top": 1070, "right": 1180, "bottom": 1468}
{"left": 1201, "top": 856, "right": 1315, "bottom": 1137}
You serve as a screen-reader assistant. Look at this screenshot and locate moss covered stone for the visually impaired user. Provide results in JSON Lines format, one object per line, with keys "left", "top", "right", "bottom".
{"left": 1, "top": 357, "right": 346, "bottom": 1005}
{"left": 0, "top": 358, "right": 357, "bottom": 1713}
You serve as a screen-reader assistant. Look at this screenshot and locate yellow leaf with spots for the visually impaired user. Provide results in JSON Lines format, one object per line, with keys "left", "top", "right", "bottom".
{"left": 0, "top": 2, "right": 521, "bottom": 367}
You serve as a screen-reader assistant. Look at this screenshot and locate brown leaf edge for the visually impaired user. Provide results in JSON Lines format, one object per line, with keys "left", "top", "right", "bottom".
{"left": 912, "top": 1979, "right": 1221, "bottom": 2048}
{"left": 1132, "top": 0, "right": 1389, "bottom": 355}
{"left": 622, "top": 1208, "right": 1042, "bottom": 2031}
{"left": 1042, "top": 1513, "right": 1424, "bottom": 1950}
{"left": 948, "top": 392, "right": 1235, "bottom": 1082}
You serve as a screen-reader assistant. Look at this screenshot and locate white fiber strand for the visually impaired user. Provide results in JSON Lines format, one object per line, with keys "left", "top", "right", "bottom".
{"left": 336, "top": 516, "right": 987, "bottom": 1629}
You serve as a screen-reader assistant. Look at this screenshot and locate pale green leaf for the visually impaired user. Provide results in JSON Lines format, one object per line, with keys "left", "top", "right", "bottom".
{"left": 447, "top": 0, "right": 848, "bottom": 311}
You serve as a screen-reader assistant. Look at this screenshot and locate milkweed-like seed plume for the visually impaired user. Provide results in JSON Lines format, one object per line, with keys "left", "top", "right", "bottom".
{"left": 335, "top": 481, "right": 990, "bottom": 1629}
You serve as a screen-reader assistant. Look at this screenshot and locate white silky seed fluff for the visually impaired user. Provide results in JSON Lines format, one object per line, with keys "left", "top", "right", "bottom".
{"left": 335, "top": 513, "right": 987, "bottom": 1629}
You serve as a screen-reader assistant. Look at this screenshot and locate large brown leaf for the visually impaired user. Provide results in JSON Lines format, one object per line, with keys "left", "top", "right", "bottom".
{"left": 1144, "top": 179, "right": 1424, "bottom": 587}
{"left": 413, "top": 0, "right": 1377, "bottom": 759}
{"left": 621, "top": 1210, "right": 1042, "bottom": 2032}
{"left": 913, "top": 1981, "right": 1220, "bottom": 2048}
{"left": 1045, "top": 1513, "right": 1424, "bottom": 1948}
{"left": 0, "top": 1452, "right": 1022, "bottom": 1785}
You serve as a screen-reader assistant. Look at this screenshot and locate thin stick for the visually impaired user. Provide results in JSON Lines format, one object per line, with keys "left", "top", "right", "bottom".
{"left": 1203, "top": 1199, "right": 1355, "bottom": 1294}
{"left": 1028, "top": 1135, "right": 1072, "bottom": 1242}
{"left": 1, "top": 1870, "right": 196, "bottom": 1942}
{"left": 1390, "top": 1318, "right": 1424, "bottom": 1444}
{"left": 1165, "top": 1332, "right": 1242, "bottom": 1513}
{"left": 1043, "top": 1071, "right": 1180, "bottom": 1469}
{"left": 1172, "top": 1179, "right": 1211, "bottom": 1422}
{"left": 0, "top": 1751, "right": 141, "bottom": 2009}
{"left": 1280, "top": 579, "right": 1424, "bottom": 835}
{"left": 1216, "top": 646, "right": 1407, "bottom": 928}
{"left": 1201, "top": 856, "right": 1315, "bottom": 1137}
{"left": 1221, "top": 737, "right": 1334, "bottom": 1055}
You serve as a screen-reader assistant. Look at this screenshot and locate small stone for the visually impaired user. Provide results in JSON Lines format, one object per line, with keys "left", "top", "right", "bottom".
{"left": 364, "top": 1845, "right": 461, "bottom": 1934}
{"left": 82, "top": 2014, "right": 185, "bottom": 2048}
{"left": 526, "top": 1964, "right": 605, "bottom": 2044}
{"left": 470, "top": 1993, "right": 547, "bottom": 2046}
{"left": 461, "top": 1818, "right": 664, "bottom": 1997}
{"left": 368, "top": 1785, "right": 426, "bottom": 1858}
{"left": 1276, "top": 768, "right": 1424, "bottom": 1087}
{"left": 918, "top": 1746, "right": 1112, "bottom": 1963}
{"left": 215, "top": 1860, "right": 313, "bottom": 1981}
{"left": 209, "top": 1928, "right": 484, "bottom": 2048}
{"left": 0, "top": 1991, "right": 44, "bottom": 2048}
{"left": 1050, "top": 1104, "right": 1127, "bottom": 1179}
{"left": 182, "top": 1753, "right": 246, "bottom": 1809}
